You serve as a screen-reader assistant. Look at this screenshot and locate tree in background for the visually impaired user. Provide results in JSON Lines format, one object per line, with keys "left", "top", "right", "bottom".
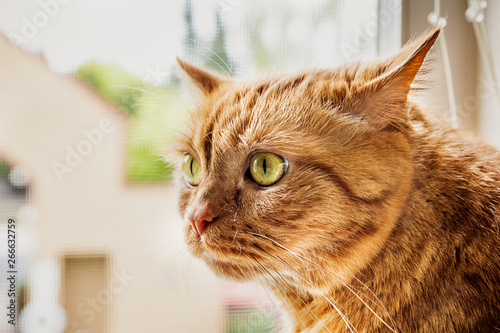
{"left": 206, "top": 7, "right": 233, "bottom": 74}
{"left": 183, "top": 0, "right": 198, "bottom": 62}
{"left": 76, "top": 62, "right": 180, "bottom": 182}
{"left": 76, "top": 62, "right": 142, "bottom": 116}
{"left": 76, "top": 0, "right": 238, "bottom": 184}
{"left": 182, "top": 0, "right": 234, "bottom": 75}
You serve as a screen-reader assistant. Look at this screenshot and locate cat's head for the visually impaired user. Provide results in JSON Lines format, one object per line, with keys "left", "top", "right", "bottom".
{"left": 175, "top": 27, "right": 440, "bottom": 292}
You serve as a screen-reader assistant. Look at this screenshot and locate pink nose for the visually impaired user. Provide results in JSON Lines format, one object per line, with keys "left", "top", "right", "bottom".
{"left": 188, "top": 208, "right": 216, "bottom": 237}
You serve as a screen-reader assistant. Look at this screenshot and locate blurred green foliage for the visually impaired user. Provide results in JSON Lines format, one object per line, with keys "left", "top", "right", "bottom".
{"left": 77, "top": 63, "right": 142, "bottom": 116}
{"left": 227, "top": 307, "right": 277, "bottom": 333}
{"left": 0, "top": 160, "right": 10, "bottom": 179}
{"left": 76, "top": 62, "right": 183, "bottom": 182}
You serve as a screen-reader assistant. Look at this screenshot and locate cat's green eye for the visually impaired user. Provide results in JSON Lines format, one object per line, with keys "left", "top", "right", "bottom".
{"left": 182, "top": 153, "right": 202, "bottom": 186}
{"left": 249, "top": 152, "right": 287, "bottom": 187}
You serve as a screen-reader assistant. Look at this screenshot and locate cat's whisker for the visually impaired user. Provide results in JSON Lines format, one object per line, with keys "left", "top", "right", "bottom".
{"left": 200, "top": 128, "right": 233, "bottom": 148}
{"left": 238, "top": 134, "right": 248, "bottom": 146}
{"left": 111, "top": 84, "right": 170, "bottom": 105}
{"left": 248, "top": 231, "right": 397, "bottom": 332}
{"left": 247, "top": 232, "right": 354, "bottom": 279}
{"left": 247, "top": 75, "right": 290, "bottom": 130}
{"left": 250, "top": 232, "right": 367, "bottom": 293}
{"left": 277, "top": 252, "right": 396, "bottom": 333}
{"left": 236, "top": 241, "right": 242, "bottom": 257}
{"left": 263, "top": 256, "right": 335, "bottom": 333}
{"left": 232, "top": 260, "right": 250, "bottom": 280}
{"left": 280, "top": 249, "right": 396, "bottom": 325}
{"left": 202, "top": 130, "right": 214, "bottom": 141}
{"left": 253, "top": 277, "right": 286, "bottom": 333}
{"left": 480, "top": 224, "right": 500, "bottom": 239}
{"left": 259, "top": 275, "right": 305, "bottom": 332}
{"left": 238, "top": 257, "right": 285, "bottom": 327}
{"left": 108, "top": 82, "right": 195, "bottom": 138}
{"left": 258, "top": 248, "right": 355, "bottom": 333}
{"left": 121, "top": 136, "right": 169, "bottom": 144}
{"left": 184, "top": 42, "right": 234, "bottom": 77}
{"left": 247, "top": 240, "right": 347, "bottom": 332}
{"left": 245, "top": 253, "right": 308, "bottom": 331}
{"left": 129, "top": 103, "right": 168, "bottom": 110}
{"left": 277, "top": 239, "right": 398, "bottom": 328}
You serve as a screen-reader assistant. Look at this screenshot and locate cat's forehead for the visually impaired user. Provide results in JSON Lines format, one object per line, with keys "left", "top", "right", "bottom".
{"left": 192, "top": 71, "right": 351, "bottom": 137}
{"left": 188, "top": 75, "right": 316, "bottom": 155}
{"left": 180, "top": 68, "right": 367, "bottom": 172}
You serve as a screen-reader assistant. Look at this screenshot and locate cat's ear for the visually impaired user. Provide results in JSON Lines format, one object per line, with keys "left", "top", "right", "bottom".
{"left": 177, "top": 57, "right": 226, "bottom": 95}
{"left": 355, "top": 25, "right": 441, "bottom": 129}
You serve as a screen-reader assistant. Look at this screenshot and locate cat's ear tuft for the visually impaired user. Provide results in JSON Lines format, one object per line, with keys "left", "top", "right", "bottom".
{"left": 177, "top": 57, "right": 225, "bottom": 95}
{"left": 379, "top": 24, "right": 441, "bottom": 91}
{"left": 357, "top": 25, "right": 441, "bottom": 129}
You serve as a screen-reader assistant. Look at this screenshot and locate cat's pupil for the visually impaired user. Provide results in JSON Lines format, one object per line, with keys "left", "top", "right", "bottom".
{"left": 263, "top": 158, "right": 267, "bottom": 174}
{"left": 190, "top": 158, "right": 193, "bottom": 175}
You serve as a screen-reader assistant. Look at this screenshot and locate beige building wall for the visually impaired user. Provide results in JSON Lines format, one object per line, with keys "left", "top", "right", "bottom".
{"left": 0, "top": 33, "right": 223, "bottom": 333}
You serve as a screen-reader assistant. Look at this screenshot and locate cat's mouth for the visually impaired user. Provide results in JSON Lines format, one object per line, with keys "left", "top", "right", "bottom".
{"left": 191, "top": 231, "right": 237, "bottom": 260}
{"left": 185, "top": 223, "right": 228, "bottom": 258}
{"left": 185, "top": 224, "right": 268, "bottom": 279}
{"left": 188, "top": 238, "right": 260, "bottom": 281}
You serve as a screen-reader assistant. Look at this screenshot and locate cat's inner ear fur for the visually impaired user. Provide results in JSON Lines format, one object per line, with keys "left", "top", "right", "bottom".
{"left": 354, "top": 25, "right": 442, "bottom": 130}
{"left": 177, "top": 57, "right": 225, "bottom": 95}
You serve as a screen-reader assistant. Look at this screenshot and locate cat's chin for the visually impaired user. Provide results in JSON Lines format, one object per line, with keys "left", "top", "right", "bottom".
{"left": 200, "top": 251, "right": 260, "bottom": 281}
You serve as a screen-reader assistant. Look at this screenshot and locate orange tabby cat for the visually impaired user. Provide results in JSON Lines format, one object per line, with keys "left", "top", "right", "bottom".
{"left": 175, "top": 26, "right": 500, "bottom": 332}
